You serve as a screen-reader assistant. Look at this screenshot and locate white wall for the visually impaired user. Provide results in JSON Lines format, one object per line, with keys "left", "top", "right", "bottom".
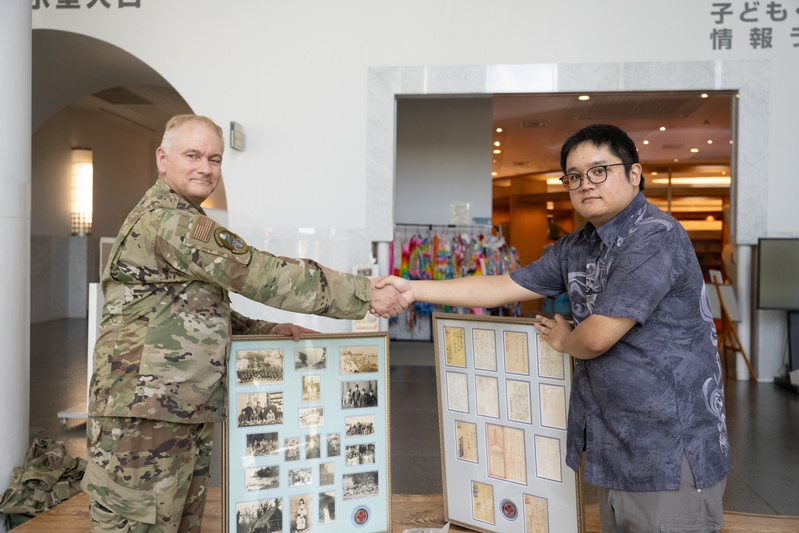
{"left": 396, "top": 97, "right": 492, "bottom": 225}
{"left": 30, "top": 108, "right": 160, "bottom": 321}
{"left": 31, "top": 1, "right": 799, "bottom": 377}
{"left": 32, "top": 108, "right": 158, "bottom": 238}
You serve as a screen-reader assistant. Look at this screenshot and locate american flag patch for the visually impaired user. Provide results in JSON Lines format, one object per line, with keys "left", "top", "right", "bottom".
{"left": 191, "top": 216, "right": 214, "bottom": 243}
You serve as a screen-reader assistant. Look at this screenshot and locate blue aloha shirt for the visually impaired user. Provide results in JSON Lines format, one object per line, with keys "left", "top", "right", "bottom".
{"left": 510, "top": 192, "right": 731, "bottom": 491}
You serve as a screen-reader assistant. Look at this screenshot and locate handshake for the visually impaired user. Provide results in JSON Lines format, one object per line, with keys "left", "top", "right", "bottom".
{"left": 368, "top": 276, "right": 415, "bottom": 319}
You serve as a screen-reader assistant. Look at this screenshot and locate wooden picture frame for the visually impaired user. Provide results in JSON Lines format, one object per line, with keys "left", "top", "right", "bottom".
{"left": 224, "top": 332, "right": 391, "bottom": 533}
{"left": 432, "top": 313, "right": 584, "bottom": 533}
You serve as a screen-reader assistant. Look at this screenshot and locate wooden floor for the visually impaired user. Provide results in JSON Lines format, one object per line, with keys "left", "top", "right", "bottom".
{"left": 12, "top": 489, "right": 799, "bottom": 532}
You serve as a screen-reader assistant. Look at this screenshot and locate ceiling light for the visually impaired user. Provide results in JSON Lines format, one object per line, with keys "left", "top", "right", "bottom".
{"left": 690, "top": 148, "right": 700, "bottom": 153}
{"left": 707, "top": 140, "right": 713, "bottom": 144}
{"left": 651, "top": 171, "right": 659, "bottom": 176}
{"left": 651, "top": 177, "right": 731, "bottom": 185}
{"left": 491, "top": 171, "right": 498, "bottom": 177}
{"left": 496, "top": 128, "right": 503, "bottom": 133}
{"left": 494, "top": 141, "right": 500, "bottom": 147}
{"left": 701, "top": 93, "right": 709, "bottom": 98}
{"left": 673, "top": 158, "right": 679, "bottom": 162}
{"left": 578, "top": 95, "right": 590, "bottom": 101}
{"left": 493, "top": 149, "right": 502, "bottom": 154}
{"left": 660, "top": 126, "right": 667, "bottom": 131}
{"left": 642, "top": 140, "right": 650, "bottom": 145}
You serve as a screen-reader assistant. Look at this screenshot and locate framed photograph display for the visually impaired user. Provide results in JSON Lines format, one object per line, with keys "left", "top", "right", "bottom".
{"left": 433, "top": 313, "right": 584, "bottom": 533}
{"left": 225, "top": 332, "right": 391, "bottom": 533}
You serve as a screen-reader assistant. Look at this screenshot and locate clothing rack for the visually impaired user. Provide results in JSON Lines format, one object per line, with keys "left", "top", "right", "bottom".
{"left": 389, "top": 224, "right": 521, "bottom": 337}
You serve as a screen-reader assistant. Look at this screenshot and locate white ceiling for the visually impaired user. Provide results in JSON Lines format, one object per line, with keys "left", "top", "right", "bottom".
{"left": 492, "top": 91, "right": 734, "bottom": 180}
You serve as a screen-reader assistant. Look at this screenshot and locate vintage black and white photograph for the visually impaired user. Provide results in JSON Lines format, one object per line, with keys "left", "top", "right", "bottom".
{"left": 345, "top": 415, "right": 375, "bottom": 438}
{"left": 289, "top": 494, "right": 312, "bottom": 533}
{"left": 228, "top": 334, "right": 391, "bottom": 533}
{"left": 341, "top": 380, "right": 378, "bottom": 409}
{"left": 245, "top": 431, "right": 279, "bottom": 457}
{"left": 342, "top": 471, "right": 379, "bottom": 501}
{"left": 301, "top": 375, "right": 321, "bottom": 402}
{"left": 288, "top": 467, "right": 313, "bottom": 488}
{"left": 345, "top": 443, "right": 376, "bottom": 466}
{"left": 319, "top": 462, "right": 335, "bottom": 486}
{"left": 305, "top": 434, "right": 321, "bottom": 459}
{"left": 237, "top": 391, "right": 283, "bottom": 427}
{"left": 318, "top": 491, "right": 336, "bottom": 525}
{"left": 236, "top": 497, "right": 282, "bottom": 533}
{"left": 245, "top": 465, "right": 280, "bottom": 492}
{"left": 285, "top": 437, "right": 300, "bottom": 462}
{"left": 339, "top": 345, "right": 379, "bottom": 374}
{"left": 326, "top": 433, "right": 341, "bottom": 457}
{"left": 294, "top": 346, "right": 327, "bottom": 370}
{"left": 298, "top": 407, "right": 325, "bottom": 429}
{"left": 235, "top": 348, "right": 284, "bottom": 386}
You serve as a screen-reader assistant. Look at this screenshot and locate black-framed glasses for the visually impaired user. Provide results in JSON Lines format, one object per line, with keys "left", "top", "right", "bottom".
{"left": 559, "top": 162, "right": 632, "bottom": 191}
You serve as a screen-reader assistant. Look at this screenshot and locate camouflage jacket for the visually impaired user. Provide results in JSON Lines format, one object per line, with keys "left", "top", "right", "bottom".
{"left": 88, "top": 179, "right": 371, "bottom": 423}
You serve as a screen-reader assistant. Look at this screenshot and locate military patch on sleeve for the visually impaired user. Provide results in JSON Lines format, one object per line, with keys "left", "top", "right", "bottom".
{"left": 191, "top": 216, "right": 214, "bottom": 243}
{"left": 214, "top": 227, "right": 249, "bottom": 254}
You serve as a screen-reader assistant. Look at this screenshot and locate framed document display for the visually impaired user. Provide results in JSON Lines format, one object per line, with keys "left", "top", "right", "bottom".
{"left": 433, "top": 313, "right": 584, "bottom": 533}
{"left": 224, "top": 332, "right": 391, "bottom": 533}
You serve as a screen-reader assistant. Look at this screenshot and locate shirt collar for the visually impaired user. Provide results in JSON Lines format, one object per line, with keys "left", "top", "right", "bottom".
{"left": 583, "top": 192, "right": 648, "bottom": 249}
{"left": 154, "top": 177, "right": 207, "bottom": 214}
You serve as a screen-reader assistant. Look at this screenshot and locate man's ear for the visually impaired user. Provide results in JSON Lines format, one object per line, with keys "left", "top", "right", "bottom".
{"left": 155, "top": 146, "right": 167, "bottom": 174}
{"left": 630, "top": 163, "right": 643, "bottom": 187}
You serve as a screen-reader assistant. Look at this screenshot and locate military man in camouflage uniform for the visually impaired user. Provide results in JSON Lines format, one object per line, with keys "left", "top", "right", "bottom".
{"left": 81, "top": 114, "right": 405, "bottom": 532}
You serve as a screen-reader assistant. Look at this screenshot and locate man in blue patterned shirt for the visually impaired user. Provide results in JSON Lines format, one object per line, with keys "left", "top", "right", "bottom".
{"left": 377, "top": 124, "right": 730, "bottom": 531}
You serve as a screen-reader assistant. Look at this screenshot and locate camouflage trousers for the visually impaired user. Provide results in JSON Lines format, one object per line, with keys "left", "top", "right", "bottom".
{"left": 81, "top": 416, "right": 214, "bottom": 533}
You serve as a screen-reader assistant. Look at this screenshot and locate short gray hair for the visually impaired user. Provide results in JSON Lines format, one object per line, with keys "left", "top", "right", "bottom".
{"left": 160, "top": 114, "right": 224, "bottom": 154}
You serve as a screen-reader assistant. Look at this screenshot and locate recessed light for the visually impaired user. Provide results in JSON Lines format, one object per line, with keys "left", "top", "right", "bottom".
{"left": 493, "top": 149, "right": 502, "bottom": 154}
{"left": 642, "top": 140, "right": 650, "bottom": 145}
{"left": 690, "top": 148, "right": 700, "bottom": 153}
{"left": 491, "top": 171, "right": 498, "bottom": 177}
{"left": 660, "top": 126, "right": 667, "bottom": 131}
{"left": 578, "top": 95, "right": 590, "bottom": 101}
{"left": 496, "top": 128, "right": 503, "bottom": 133}
{"left": 701, "top": 93, "right": 709, "bottom": 98}
{"left": 494, "top": 141, "right": 500, "bottom": 147}
{"left": 673, "top": 158, "right": 679, "bottom": 163}
{"left": 707, "top": 140, "right": 713, "bottom": 144}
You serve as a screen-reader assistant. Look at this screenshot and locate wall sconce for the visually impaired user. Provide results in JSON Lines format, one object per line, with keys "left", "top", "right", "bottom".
{"left": 70, "top": 147, "right": 93, "bottom": 236}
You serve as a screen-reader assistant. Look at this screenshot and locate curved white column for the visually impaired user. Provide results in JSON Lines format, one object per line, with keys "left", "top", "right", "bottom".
{"left": 0, "top": 0, "right": 32, "bottom": 514}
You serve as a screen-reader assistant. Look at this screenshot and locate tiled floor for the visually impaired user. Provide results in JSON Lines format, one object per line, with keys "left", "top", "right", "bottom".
{"left": 30, "top": 320, "right": 799, "bottom": 518}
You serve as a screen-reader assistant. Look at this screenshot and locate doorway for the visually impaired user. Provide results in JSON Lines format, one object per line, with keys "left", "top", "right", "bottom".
{"left": 490, "top": 91, "right": 734, "bottom": 298}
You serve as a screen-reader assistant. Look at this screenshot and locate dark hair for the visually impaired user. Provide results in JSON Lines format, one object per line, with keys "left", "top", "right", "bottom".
{"left": 560, "top": 124, "right": 644, "bottom": 191}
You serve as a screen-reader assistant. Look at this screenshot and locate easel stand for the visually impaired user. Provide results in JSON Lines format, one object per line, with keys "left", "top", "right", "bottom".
{"left": 713, "top": 282, "right": 757, "bottom": 381}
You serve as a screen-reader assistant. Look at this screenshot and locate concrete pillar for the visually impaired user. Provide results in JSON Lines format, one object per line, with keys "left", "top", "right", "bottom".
{"left": 0, "top": 1, "right": 32, "bottom": 522}
{"left": 736, "top": 244, "right": 753, "bottom": 381}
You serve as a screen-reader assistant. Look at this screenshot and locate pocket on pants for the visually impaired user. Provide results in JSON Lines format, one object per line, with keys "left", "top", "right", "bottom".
{"left": 81, "top": 459, "right": 157, "bottom": 525}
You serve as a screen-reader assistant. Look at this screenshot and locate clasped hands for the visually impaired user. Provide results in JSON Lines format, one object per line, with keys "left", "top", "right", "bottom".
{"left": 369, "top": 276, "right": 414, "bottom": 319}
